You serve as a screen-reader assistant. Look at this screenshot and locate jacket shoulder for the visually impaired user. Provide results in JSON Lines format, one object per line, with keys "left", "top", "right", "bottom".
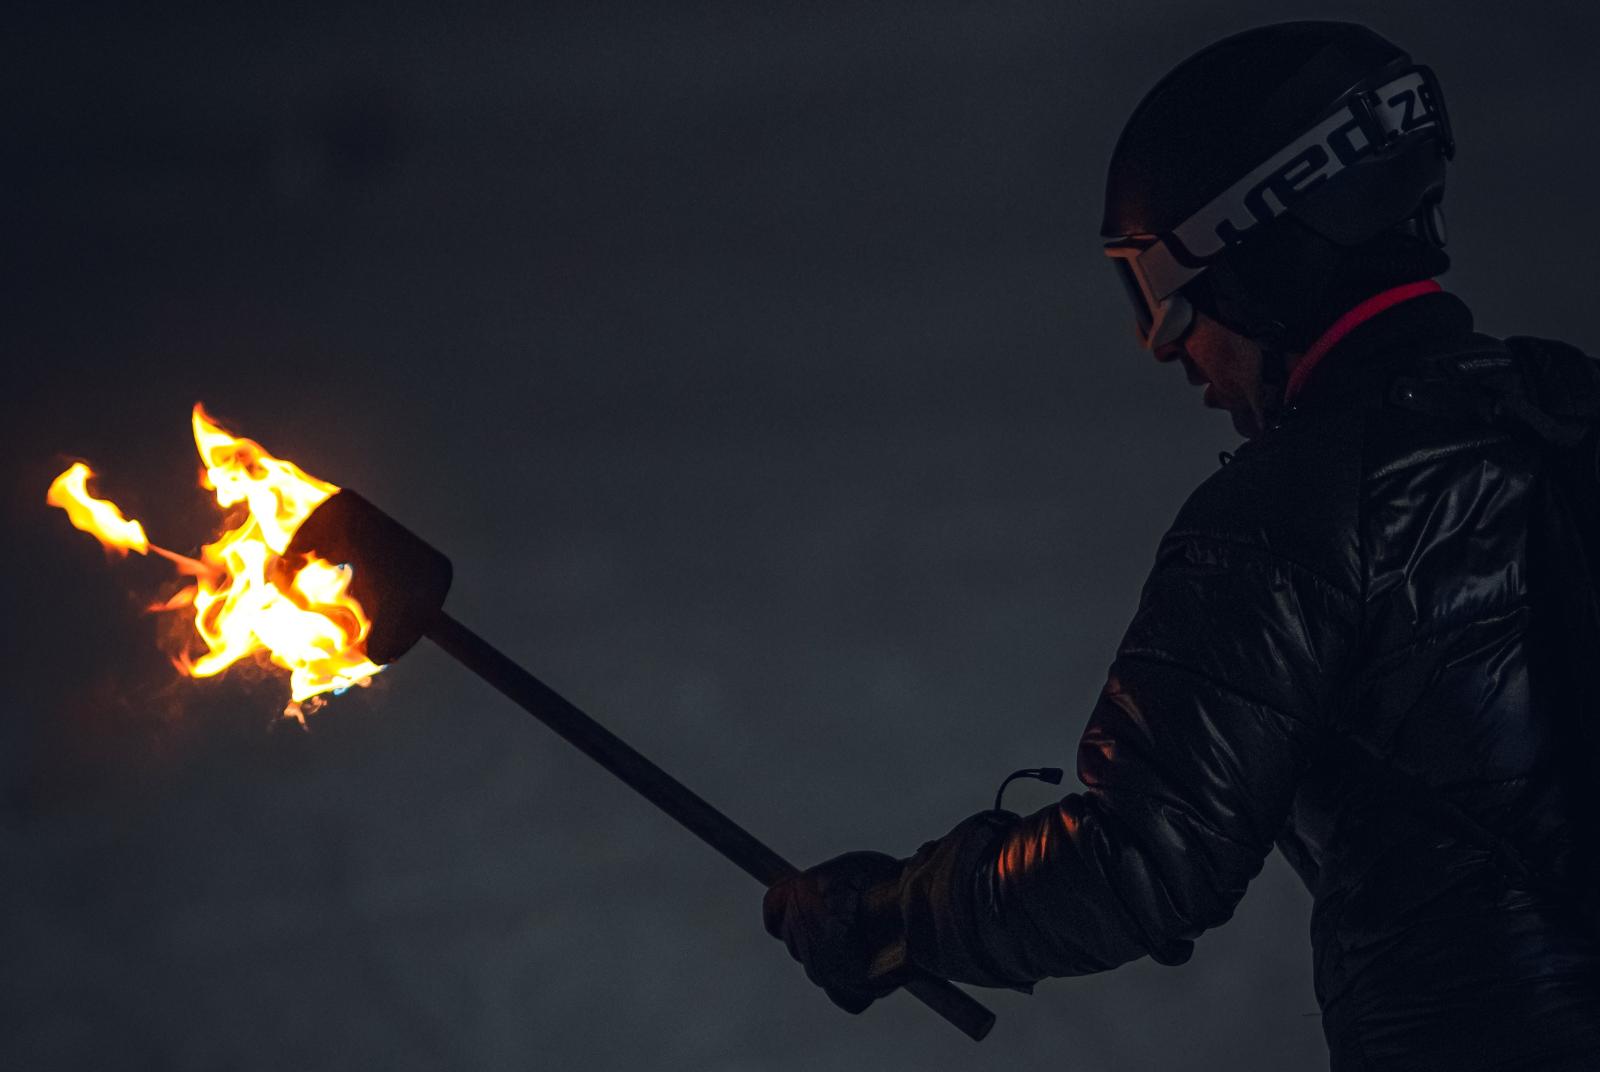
{"left": 1165, "top": 407, "right": 1365, "bottom": 597}
{"left": 1503, "top": 334, "right": 1600, "bottom": 417}
{"left": 1502, "top": 333, "right": 1594, "bottom": 365}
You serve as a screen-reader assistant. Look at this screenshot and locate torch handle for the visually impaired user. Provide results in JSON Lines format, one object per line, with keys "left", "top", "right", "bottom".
{"left": 423, "top": 610, "right": 995, "bottom": 1042}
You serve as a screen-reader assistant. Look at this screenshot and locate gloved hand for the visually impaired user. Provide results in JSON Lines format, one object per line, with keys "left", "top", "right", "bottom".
{"left": 762, "top": 851, "right": 913, "bottom": 1014}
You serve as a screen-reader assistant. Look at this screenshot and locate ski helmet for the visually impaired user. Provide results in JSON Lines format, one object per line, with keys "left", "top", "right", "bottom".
{"left": 1102, "top": 22, "right": 1453, "bottom": 350}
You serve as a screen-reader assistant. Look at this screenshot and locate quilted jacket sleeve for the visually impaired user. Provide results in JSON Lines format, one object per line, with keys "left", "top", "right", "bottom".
{"left": 898, "top": 521, "right": 1360, "bottom": 988}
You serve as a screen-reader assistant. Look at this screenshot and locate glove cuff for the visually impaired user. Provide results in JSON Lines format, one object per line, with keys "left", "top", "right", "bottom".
{"left": 898, "top": 810, "right": 1036, "bottom": 992}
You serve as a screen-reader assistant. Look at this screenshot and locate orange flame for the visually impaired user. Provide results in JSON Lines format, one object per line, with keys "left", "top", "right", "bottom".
{"left": 47, "top": 405, "right": 383, "bottom": 722}
{"left": 46, "top": 463, "right": 150, "bottom": 555}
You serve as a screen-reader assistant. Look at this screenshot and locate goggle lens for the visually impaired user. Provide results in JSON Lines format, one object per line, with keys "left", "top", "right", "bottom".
{"left": 1111, "top": 257, "right": 1154, "bottom": 341}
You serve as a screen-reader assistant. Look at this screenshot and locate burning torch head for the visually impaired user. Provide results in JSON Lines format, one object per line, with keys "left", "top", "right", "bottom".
{"left": 287, "top": 490, "right": 453, "bottom": 665}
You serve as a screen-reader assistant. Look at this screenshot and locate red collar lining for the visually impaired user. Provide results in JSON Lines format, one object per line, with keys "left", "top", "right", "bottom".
{"left": 1283, "top": 280, "right": 1444, "bottom": 405}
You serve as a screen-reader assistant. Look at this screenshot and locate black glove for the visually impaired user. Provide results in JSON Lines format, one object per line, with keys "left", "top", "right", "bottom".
{"left": 762, "top": 851, "right": 913, "bottom": 1014}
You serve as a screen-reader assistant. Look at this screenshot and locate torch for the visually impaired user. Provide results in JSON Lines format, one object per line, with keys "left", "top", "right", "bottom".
{"left": 48, "top": 406, "right": 996, "bottom": 1042}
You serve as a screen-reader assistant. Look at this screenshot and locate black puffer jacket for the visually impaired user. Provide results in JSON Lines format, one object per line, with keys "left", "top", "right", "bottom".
{"left": 900, "top": 291, "right": 1600, "bottom": 1071}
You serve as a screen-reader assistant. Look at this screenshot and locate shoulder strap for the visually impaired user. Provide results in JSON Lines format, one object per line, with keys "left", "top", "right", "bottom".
{"left": 1388, "top": 334, "right": 1600, "bottom": 450}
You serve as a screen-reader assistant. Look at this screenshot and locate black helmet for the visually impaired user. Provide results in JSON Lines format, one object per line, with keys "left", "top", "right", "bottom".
{"left": 1102, "top": 21, "right": 1453, "bottom": 350}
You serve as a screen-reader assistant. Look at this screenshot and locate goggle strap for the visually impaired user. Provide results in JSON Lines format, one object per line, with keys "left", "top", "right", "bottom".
{"left": 1117, "top": 64, "right": 1451, "bottom": 303}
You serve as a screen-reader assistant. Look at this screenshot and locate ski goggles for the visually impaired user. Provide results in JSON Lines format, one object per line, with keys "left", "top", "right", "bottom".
{"left": 1103, "top": 63, "right": 1453, "bottom": 350}
{"left": 1104, "top": 237, "right": 1196, "bottom": 350}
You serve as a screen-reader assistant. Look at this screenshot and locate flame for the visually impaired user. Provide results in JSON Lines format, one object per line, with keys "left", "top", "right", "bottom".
{"left": 191, "top": 406, "right": 338, "bottom": 554}
{"left": 46, "top": 463, "right": 150, "bottom": 555}
{"left": 47, "top": 405, "right": 383, "bottom": 721}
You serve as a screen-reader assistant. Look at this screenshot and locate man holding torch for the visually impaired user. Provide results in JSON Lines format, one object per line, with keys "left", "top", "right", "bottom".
{"left": 763, "top": 22, "right": 1600, "bottom": 1070}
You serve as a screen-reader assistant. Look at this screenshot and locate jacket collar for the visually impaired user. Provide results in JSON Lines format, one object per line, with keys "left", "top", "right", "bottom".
{"left": 1283, "top": 287, "right": 1479, "bottom": 415}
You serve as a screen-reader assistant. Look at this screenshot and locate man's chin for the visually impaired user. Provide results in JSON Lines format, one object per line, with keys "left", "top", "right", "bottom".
{"left": 1226, "top": 405, "right": 1264, "bottom": 439}
{"left": 1200, "top": 386, "right": 1263, "bottom": 438}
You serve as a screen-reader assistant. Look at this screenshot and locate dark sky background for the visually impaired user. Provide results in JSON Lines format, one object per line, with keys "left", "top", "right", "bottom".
{"left": 5, "top": 3, "right": 1598, "bottom": 1069}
